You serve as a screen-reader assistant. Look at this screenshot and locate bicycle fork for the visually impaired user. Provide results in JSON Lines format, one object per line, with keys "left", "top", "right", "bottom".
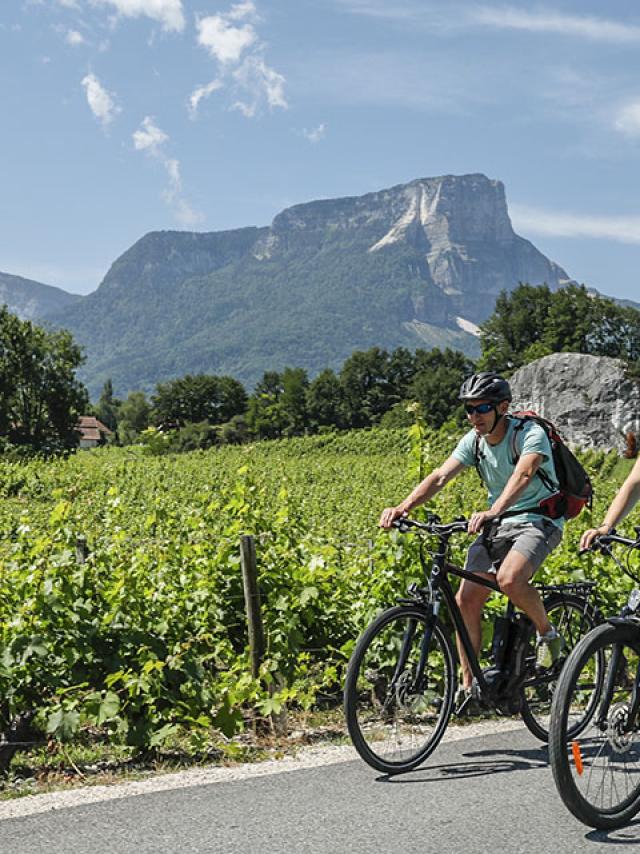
{"left": 389, "top": 601, "right": 439, "bottom": 697}
{"left": 595, "top": 643, "right": 640, "bottom": 734}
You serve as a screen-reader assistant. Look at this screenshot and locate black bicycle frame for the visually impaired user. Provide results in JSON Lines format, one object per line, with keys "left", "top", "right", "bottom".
{"left": 410, "top": 532, "right": 501, "bottom": 696}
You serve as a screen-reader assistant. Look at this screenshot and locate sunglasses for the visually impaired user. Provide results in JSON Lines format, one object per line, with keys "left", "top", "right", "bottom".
{"left": 464, "top": 402, "right": 495, "bottom": 415}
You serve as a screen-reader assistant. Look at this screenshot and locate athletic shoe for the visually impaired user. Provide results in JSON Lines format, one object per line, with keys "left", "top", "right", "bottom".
{"left": 535, "top": 626, "right": 565, "bottom": 670}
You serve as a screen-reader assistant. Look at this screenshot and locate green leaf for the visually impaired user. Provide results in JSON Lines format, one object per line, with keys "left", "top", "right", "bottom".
{"left": 257, "top": 696, "right": 283, "bottom": 715}
{"left": 299, "top": 586, "right": 318, "bottom": 606}
{"left": 46, "top": 708, "right": 80, "bottom": 741}
{"left": 98, "top": 691, "right": 120, "bottom": 725}
{"left": 149, "top": 723, "right": 179, "bottom": 747}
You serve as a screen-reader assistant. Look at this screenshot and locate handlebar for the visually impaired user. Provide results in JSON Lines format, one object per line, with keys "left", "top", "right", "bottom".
{"left": 580, "top": 527, "right": 640, "bottom": 555}
{"left": 580, "top": 527, "right": 640, "bottom": 585}
{"left": 392, "top": 514, "right": 469, "bottom": 537}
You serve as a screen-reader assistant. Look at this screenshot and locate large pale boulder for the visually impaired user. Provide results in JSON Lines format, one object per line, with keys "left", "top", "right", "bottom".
{"left": 509, "top": 353, "right": 640, "bottom": 452}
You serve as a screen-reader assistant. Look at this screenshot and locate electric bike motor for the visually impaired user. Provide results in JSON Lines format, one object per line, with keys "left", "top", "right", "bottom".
{"left": 482, "top": 612, "right": 532, "bottom": 713}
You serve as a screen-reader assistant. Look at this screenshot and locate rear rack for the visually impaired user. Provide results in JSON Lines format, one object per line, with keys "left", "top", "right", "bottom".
{"left": 535, "top": 580, "right": 597, "bottom": 596}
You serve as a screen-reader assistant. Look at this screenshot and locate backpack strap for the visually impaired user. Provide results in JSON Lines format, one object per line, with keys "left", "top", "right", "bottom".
{"left": 473, "top": 433, "right": 484, "bottom": 483}
{"left": 510, "top": 416, "right": 556, "bottom": 494}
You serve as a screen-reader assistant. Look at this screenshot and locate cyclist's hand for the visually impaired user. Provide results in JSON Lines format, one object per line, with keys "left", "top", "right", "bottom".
{"left": 580, "top": 526, "right": 610, "bottom": 552}
{"left": 379, "top": 506, "right": 406, "bottom": 529}
{"left": 468, "top": 510, "right": 496, "bottom": 534}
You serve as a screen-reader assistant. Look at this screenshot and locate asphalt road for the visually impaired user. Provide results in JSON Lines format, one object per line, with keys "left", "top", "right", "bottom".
{"left": 2, "top": 725, "right": 639, "bottom": 854}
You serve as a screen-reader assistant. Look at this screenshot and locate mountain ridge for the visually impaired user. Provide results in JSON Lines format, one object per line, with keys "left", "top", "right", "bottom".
{"left": 0, "top": 271, "right": 80, "bottom": 321}
{"left": 3, "top": 173, "right": 634, "bottom": 397}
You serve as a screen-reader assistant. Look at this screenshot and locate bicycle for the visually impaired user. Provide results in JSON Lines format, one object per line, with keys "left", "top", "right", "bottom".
{"left": 549, "top": 528, "right": 640, "bottom": 829}
{"left": 344, "top": 514, "right": 602, "bottom": 775}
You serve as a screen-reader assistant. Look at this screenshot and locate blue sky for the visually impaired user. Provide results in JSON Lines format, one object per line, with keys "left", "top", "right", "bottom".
{"left": 2, "top": 0, "right": 640, "bottom": 299}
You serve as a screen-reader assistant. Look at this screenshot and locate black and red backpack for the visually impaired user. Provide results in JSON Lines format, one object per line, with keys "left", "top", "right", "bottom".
{"left": 473, "top": 411, "right": 593, "bottom": 520}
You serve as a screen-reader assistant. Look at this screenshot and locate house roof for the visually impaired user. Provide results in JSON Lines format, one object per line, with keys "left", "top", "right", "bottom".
{"left": 76, "top": 416, "right": 113, "bottom": 440}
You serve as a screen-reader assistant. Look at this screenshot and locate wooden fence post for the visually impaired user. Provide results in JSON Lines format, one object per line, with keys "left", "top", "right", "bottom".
{"left": 240, "top": 535, "right": 287, "bottom": 736}
{"left": 240, "top": 535, "right": 265, "bottom": 679}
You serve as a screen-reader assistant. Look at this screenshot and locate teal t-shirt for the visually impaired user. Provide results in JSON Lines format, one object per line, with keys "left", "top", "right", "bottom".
{"left": 452, "top": 417, "right": 563, "bottom": 529}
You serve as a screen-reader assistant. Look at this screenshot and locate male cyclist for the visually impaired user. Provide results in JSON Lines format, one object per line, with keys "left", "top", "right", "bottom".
{"left": 379, "top": 371, "right": 564, "bottom": 707}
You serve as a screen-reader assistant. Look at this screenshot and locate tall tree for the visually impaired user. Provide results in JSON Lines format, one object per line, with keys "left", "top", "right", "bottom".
{"left": 410, "top": 348, "right": 475, "bottom": 428}
{"left": 479, "top": 284, "right": 553, "bottom": 371}
{"left": 118, "top": 391, "right": 151, "bottom": 444}
{"left": 246, "top": 371, "right": 286, "bottom": 439}
{"left": 94, "top": 379, "right": 120, "bottom": 432}
{"left": 307, "top": 368, "right": 345, "bottom": 430}
{"left": 479, "top": 283, "right": 640, "bottom": 373}
{"left": 0, "top": 306, "right": 87, "bottom": 452}
{"left": 280, "top": 367, "right": 309, "bottom": 436}
{"left": 152, "top": 374, "right": 247, "bottom": 426}
{"left": 339, "top": 347, "right": 397, "bottom": 428}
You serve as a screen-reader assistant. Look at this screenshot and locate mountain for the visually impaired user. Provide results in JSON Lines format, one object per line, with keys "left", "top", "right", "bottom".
{"left": 0, "top": 271, "right": 79, "bottom": 321}
{"left": 46, "top": 173, "right": 573, "bottom": 396}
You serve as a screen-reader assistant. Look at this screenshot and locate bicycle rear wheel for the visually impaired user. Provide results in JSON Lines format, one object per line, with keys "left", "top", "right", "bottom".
{"left": 344, "top": 605, "right": 455, "bottom": 774}
{"left": 520, "top": 592, "right": 602, "bottom": 741}
{"left": 549, "top": 622, "right": 640, "bottom": 829}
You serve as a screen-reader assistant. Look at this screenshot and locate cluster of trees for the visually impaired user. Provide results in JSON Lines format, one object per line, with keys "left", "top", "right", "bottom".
{"left": 0, "top": 306, "right": 87, "bottom": 455}
{"left": 4, "top": 281, "right": 640, "bottom": 457}
{"left": 480, "top": 283, "right": 640, "bottom": 371}
{"left": 95, "top": 347, "right": 474, "bottom": 449}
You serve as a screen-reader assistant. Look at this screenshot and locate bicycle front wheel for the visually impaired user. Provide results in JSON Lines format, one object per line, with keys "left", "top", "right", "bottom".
{"left": 549, "top": 622, "right": 640, "bottom": 829}
{"left": 344, "top": 605, "right": 456, "bottom": 774}
{"left": 520, "top": 592, "right": 602, "bottom": 742}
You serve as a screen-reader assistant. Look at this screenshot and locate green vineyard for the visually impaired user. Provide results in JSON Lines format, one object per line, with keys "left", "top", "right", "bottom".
{"left": 0, "top": 424, "right": 635, "bottom": 753}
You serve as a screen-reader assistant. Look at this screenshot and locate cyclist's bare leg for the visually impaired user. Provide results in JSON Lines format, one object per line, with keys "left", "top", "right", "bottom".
{"left": 455, "top": 576, "right": 493, "bottom": 690}
{"left": 496, "top": 550, "right": 551, "bottom": 636}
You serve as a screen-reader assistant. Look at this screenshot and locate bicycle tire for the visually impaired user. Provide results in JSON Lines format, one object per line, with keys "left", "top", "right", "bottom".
{"left": 520, "top": 592, "right": 602, "bottom": 742}
{"left": 344, "top": 604, "right": 456, "bottom": 774}
{"left": 549, "top": 622, "right": 640, "bottom": 829}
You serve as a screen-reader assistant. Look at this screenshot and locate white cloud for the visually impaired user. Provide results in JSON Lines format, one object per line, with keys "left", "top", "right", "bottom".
{"left": 81, "top": 73, "right": 120, "bottom": 125}
{"left": 193, "top": 2, "right": 287, "bottom": 118}
{"left": 227, "top": 1, "right": 257, "bottom": 21}
{"left": 196, "top": 14, "right": 257, "bottom": 64}
{"left": 94, "top": 0, "right": 185, "bottom": 33}
{"left": 133, "top": 115, "right": 168, "bottom": 153}
{"left": 471, "top": 6, "right": 640, "bottom": 43}
{"left": 233, "top": 55, "right": 288, "bottom": 114}
{"left": 511, "top": 204, "right": 640, "bottom": 245}
{"left": 188, "top": 78, "right": 223, "bottom": 118}
{"left": 66, "top": 29, "right": 85, "bottom": 45}
{"left": 333, "top": 0, "right": 421, "bottom": 22}
{"left": 133, "top": 117, "right": 204, "bottom": 226}
{"left": 57, "top": 0, "right": 80, "bottom": 7}
{"left": 163, "top": 157, "right": 181, "bottom": 199}
{"left": 614, "top": 101, "right": 640, "bottom": 138}
{"left": 337, "top": 1, "right": 640, "bottom": 44}
{"left": 301, "top": 123, "right": 326, "bottom": 143}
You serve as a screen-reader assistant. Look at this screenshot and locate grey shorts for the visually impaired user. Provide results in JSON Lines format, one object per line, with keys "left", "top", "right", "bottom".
{"left": 464, "top": 518, "right": 563, "bottom": 577}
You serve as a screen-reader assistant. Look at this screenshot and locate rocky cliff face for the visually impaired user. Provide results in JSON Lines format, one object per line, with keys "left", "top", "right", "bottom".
{"left": 255, "top": 174, "right": 570, "bottom": 325}
{"left": 43, "top": 173, "right": 574, "bottom": 395}
{"left": 510, "top": 353, "right": 640, "bottom": 451}
{"left": 0, "top": 271, "right": 79, "bottom": 321}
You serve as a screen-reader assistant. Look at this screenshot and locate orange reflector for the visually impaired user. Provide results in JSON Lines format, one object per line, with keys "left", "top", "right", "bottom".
{"left": 571, "top": 741, "right": 584, "bottom": 776}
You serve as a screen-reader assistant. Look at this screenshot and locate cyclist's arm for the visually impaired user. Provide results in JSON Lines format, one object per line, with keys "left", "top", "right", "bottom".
{"left": 379, "top": 456, "right": 465, "bottom": 529}
{"left": 580, "top": 456, "right": 640, "bottom": 550}
{"left": 490, "top": 451, "right": 544, "bottom": 516}
{"left": 468, "top": 452, "right": 544, "bottom": 533}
